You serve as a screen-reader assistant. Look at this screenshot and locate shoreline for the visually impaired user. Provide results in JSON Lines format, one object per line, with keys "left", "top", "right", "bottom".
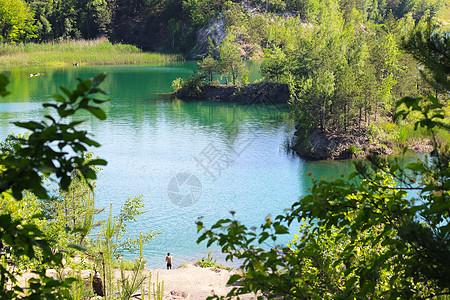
{"left": 175, "top": 82, "right": 290, "bottom": 104}
{"left": 291, "top": 127, "right": 434, "bottom": 161}
{"left": 16, "top": 263, "right": 256, "bottom": 300}
{"left": 174, "top": 83, "right": 437, "bottom": 161}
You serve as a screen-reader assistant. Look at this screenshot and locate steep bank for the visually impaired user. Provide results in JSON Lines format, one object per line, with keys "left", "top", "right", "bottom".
{"left": 292, "top": 127, "right": 433, "bottom": 160}
{"left": 292, "top": 128, "right": 391, "bottom": 160}
{"left": 175, "top": 82, "right": 290, "bottom": 104}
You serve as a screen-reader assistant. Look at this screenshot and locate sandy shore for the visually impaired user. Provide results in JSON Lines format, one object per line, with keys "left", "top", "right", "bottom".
{"left": 143, "top": 263, "right": 253, "bottom": 299}
{"left": 17, "top": 263, "right": 256, "bottom": 300}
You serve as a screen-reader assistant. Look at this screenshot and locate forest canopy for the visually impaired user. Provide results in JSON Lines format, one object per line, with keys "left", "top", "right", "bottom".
{"left": 0, "top": 0, "right": 447, "bottom": 50}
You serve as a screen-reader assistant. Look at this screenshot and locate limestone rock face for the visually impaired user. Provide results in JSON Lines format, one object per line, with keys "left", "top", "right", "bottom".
{"left": 194, "top": 14, "right": 226, "bottom": 57}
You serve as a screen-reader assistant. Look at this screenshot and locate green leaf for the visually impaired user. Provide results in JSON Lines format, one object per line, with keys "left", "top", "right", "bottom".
{"left": 92, "top": 72, "right": 107, "bottom": 87}
{"left": 77, "top": 79, "right": 92, "bottom": 92}
{"left": 63, "top": 278, "right": 78, "bottom": 285}
{"left": 85, "top": 106, "right": 106, "bottom": 120}
{"left": 83, "top": 138, "right": 101, "bottom": 147}
{"left": 13, "top": 121, "right": 45, "bottom": 131}
{"left": 59, "top": 86, "right": 72, "bottom": 99}
{"left": 86, "top": 159, "right": 107, "bottom": 166}
{"left": 52, "top": 94, "right": 66, "bottom": 103}
{"left": 227, "top": 274, "right": 242, "bottom": 285}
{"left": 405, "top": 163, "right": 425, "bottom": 172}
{"left": 274, "top": 224, "right": 289, "bottom": 234}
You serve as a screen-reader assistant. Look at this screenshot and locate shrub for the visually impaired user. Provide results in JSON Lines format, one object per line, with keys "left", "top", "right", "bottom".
{"left": 195, "top": 251, "right": 232, "bottom": 270}
{"left": 181, "top": 74, "right": 205, "bottom": 97}
{"left": 171, "top": 77, "right": 183, "bottom": 92}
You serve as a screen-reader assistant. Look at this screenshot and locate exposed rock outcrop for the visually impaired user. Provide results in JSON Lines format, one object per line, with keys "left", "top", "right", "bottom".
{"left": 175, "top": 82, "right": 289, "bottom": 104}
{"left": 292, "top": 128, "right": 393, "bottom": 160}
{"left": 192, "top": 7, "right": 305, "bottom": 58}
{"left": 194, "top": 14, "right": 226, "bottom": 57}
{"left": 292, "top": 126, "right": 435, "bottom": 160}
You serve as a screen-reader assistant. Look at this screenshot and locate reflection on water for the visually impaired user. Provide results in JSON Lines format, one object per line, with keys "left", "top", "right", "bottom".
{"left": 0, "top": 63, "right": 354, "bottom": 267}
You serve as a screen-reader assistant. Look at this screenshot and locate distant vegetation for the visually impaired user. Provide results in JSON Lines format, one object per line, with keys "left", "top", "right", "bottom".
{"left": 0, "top": 0, "right": 447, "bottom": 50}
{"left": 195, "top": 251, "right": 233, "bottom": 270}
{"left": 0, "top": 38, "right": 182, "bottom": 66}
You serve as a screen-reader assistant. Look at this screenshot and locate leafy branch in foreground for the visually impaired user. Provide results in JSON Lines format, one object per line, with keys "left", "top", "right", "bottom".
{"left": 0, "top": 73, "right": 109, "bottom": 298}
{"left": 0, "top": 73, "right": 108, "bottom": 200}
{"left": 404, "top": 17, "right": 449, "bottom": 95}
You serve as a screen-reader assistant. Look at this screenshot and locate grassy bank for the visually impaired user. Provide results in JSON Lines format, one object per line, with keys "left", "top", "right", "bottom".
{"left": 0, "top": 38, "right": 183, "bottom": 66}
{"left": 371, "top": 103, "right": 450, "bottom": 152}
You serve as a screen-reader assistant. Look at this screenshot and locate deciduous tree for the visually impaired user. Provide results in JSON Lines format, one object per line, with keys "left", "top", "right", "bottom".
{"left": 0, "top": 0, "right": 36, "bottom": 42}
{"left": 219, "top": 34, "right": 247, "bottom": 85}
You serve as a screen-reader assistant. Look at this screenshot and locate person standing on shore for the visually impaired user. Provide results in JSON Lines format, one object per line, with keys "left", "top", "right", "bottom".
{"left": 166, "top": 253, "right": 173, "bottom": 270}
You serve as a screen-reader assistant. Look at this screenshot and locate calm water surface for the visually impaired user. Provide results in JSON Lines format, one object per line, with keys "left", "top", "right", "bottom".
{"left": 0, "top": 62, "right": 355, "bottom": 267}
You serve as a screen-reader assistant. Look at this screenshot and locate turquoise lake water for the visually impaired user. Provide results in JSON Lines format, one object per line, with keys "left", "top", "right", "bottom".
{"left": 0, "top": 62, "right": 356, "bottom": 268}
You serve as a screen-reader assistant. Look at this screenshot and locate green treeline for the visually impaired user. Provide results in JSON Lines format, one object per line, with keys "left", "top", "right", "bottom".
{"left": 0, "top": 0, "right": 446, "bottom": 49}
{"left": 178, "top": 0, "right": 448, "bottom": 152}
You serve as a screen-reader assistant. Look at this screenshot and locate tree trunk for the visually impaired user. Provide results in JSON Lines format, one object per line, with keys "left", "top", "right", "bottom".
{"left": 344, "top": 103, "right": 347, "bottom": 132}
{"left": 359, "top": 107, "right": 362, "bottom": 129}
{"left": 374, "top": 98, "right": 378, "bottom": 123}
{"left": 321, "top": 96, "right": 326, "bottom": 131}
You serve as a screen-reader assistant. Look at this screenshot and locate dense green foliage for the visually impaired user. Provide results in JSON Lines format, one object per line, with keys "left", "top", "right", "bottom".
{"left": 0, "top": 0, "right": 36, "bottom": 42}
{"left": 196, "top": 22, "right": 449, "bottom": 299}
{"left": 174, "top": 0, "right": 447, "bottom": 149}
{"left": 195, "top": 251, "right": 232, "bottom": 270}
{"left": 194, "top": 34, "right": 248, "bottom": 85}
{"left": 0, "top": 0, "right": 447, "bottom": 51}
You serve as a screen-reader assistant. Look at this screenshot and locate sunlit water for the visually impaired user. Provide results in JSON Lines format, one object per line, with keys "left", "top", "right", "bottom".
{"left": 0, "top": 62, "right": 355, "bottom": 268}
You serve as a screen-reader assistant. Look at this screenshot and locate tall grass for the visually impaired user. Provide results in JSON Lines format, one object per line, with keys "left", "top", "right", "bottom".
{"left": 0, "top": 38, "right": 183, "bottom": 66}
{"left": 369, "top": 108, "right": 450, "bottom": 151}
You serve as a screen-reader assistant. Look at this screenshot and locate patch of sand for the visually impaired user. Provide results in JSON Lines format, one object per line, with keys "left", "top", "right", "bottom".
{"left": 145, "top": 264, "right": 252, "bottom": 299}
{"left": 17, "top": 263, "right": 256, "bottom": 300}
